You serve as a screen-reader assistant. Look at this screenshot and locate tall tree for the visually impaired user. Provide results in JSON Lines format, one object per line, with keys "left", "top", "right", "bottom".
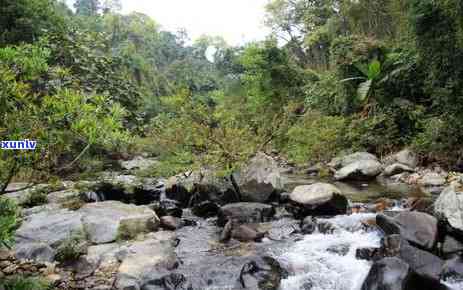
{"left": 74, "top": 0, "right": 100, "bottom": 16}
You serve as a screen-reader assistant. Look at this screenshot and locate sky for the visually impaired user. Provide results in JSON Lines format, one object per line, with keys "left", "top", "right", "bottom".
{"left": 67, "top": 0, "right": 271, "bottom": 46}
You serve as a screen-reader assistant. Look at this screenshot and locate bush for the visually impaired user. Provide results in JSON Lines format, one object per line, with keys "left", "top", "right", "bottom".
{"left": 0, "top": 276, "right": 51, "bottom": 290}
{"left": 345, "top": 112, "right": 400, "bottom": 156}
{"left": 55, "top": 231, "right": 87, "bottom": 263}
{"left": 21, "top": 188, "right": 49, "bottom": 208}
{"left": 0, "top": 197, "right": 19, "bottom": 248}
{"left": 283, "top": 111, "right": 347, "bottom": 165}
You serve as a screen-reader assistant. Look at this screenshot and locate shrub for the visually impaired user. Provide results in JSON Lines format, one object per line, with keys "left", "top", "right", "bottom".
{"left": 344, "top": 112, "right": 400, "bottom": 156}
{"left": 21, "top": 188, "right": 49, "bottom": 208}
{"left": 283, "top": 111, "right": 347, "bottom": 165}
{"left": 0, "top": 197, "right": 19, "bottom": 248}
{"left": 55, "top": 231, "right": 87, "bottom": 263}
{"left": 0, "top": 276, "right": 51, "bottom": 290}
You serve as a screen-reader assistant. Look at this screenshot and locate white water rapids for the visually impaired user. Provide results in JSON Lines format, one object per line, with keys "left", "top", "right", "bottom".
{"left": 277, "top": 213, "right": 379, "bottom": 290}
{"left": 276, "top": 213, "right": 463, "bottom": 290}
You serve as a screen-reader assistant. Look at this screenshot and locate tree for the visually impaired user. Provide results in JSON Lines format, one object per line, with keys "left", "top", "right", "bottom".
{"left": 74, "top": 0, "right": 101, "bottom": 16}
{"left": 0, "top": 0, "right": 67, "bottom": 46}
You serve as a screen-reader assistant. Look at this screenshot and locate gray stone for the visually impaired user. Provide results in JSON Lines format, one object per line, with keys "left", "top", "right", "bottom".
{"left": 334, "top": 159, "right": 382, "bottom": 181}
{"left": 234, "top": 152, "right": 285, "bottom": 203}
{"left": 15, "top": 208, "right": 84, "bottom": 248}
{"left": 329, "top": 152, "right": 378, "bottom": 170}
{"left": 217, "top": 202, "right": 275, "bottom": 227}
{"left": 80, "top": 201, "right": 160, "bottom": 244}
{"left": 288, "top": 183, "right": 348, "bottom": 217}
{"left": 115, "top": 235, "right": 178, "bottom": 290}
{"left": 435, "top": 182, "right": 463, "bottom": 231}
{"left": 362, "top": 257, "right": 410, "bottom": 290}
{"left": 383, "top": 163, "right": 415, "bottom": 177}
{"left": 236, "top": 256, "right": 288, "bottom": 290}
{"left": 442, "top": 235, "right": 463, "bottom": 255}
{"left": 14, "top": 242, "right": 55, "bottom": 263}
{"left": 47, "top": 189, "right": 80, "bottom": 204}
{"left": 384, "top": 149, "right": 419, "bottom": 168}
{"left": 377, "top": 212, "right": 438, "bottom": 250}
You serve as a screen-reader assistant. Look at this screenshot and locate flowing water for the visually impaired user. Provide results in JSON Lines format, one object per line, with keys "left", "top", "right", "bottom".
{"left": 174, "top": 177, "right": 462, "bottom": 290}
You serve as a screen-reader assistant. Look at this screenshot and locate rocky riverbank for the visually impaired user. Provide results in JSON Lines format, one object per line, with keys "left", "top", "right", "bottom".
{"left": 2, "top": 150, "right": 463, "bottom": 290}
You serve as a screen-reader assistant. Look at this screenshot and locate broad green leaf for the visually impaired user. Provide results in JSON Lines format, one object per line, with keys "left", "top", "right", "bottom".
{"left": 368, "top": 60, "right": 381, "bottom": 80}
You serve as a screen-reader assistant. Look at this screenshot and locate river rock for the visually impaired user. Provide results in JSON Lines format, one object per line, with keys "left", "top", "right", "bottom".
{"left": 442, "top": 235, "right": 463, "bottom": 255}
{"left": 80, "top": 201, "right": 160, "bottom": 244}
{"left": 376, "top": 212, "right": 438, "bottom": 250}
{"left": 149, "top": 199, "right": 183, "bottom": 218}
{"left": 384, "top": 149, "right": 419, "bottom": 168}
{"left": 329, "top": 152, "right": 379, "bottom": 170}
{"left": 166, "top": 170, "right": 239, "bottom": 207}
{"left": 160, "top": 216, "right": 182, "bottom": 231}
{"left": 47, "top": 189, "right": 81, "bottom": 204}
{"left": 14, "top": 242, "right": 55, "bottom": 263}
{"left": 191, "top": 201, "right": 220, "bottom": 218}
{"left": 115, "top": 232, "right": 178, "bottom": 290}
{"left": 288, "top": 183, "right": 348, "bottom": 217}
{"left": 441, "top": 256, "right": 463, "bottom": 281}
{"left": 435, "top": 182, "right": 463, "bottom": 231}
{"left": 87, "top": 173, "right": 163, "bottom": 205}
{"left": 217, "top": 202, "right": 275, "bottom": 227}
{"left": 361, "top": 257, "right": 411, "bottom": 290}
{"left": 383, "top": 163, "right": 415, "bottom": 177}
{"left": 418, "top": 172, "right": 447, "bottom": 194}
{"left": 236, "top": 256, "right": 288, "bottom": 290}
{"left": 15, "top": 208, "right": 84, "bottom": 261}
{"left": 142, "top": 273, "right": 192, "bottom": 290}
{"left": 233, "top": 152, "right": 285, "bottom": 203}
{"left": 334, "top": 159, "right": 382, "bottom": 181}
{"left": 231, "top": 225, "right": 265, "bottom": 242}
{"left": 301, "top": 216, "right": 317, "bottom": 234}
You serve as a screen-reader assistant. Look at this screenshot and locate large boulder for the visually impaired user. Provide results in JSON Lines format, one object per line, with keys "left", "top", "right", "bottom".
{"left": 115, "top": 232, "right": 178, "bottom": 290}
{"left": 384, "top": 149, "right": 419, "bottom": 169}
{"left": 14, "top": 208, "right": 84, "bottom": 261}
{"left": 361, "top": 257, "right": 448, "bottom": 290}
{"left": 287, "top": 183, "right": 348, "bottom": 217}
{"left": 334, "top": 159, "right": 382, "bottom": 181}
{"left": 80, "top": 201, "right": 160, "bottom": 244}
{"left": 376, "top": 212, "right": 438, "bottom": 250}
{"left": 383, "top": 163, "right": 415, "bottom": 177}
{"left": 442, "top": 256, "right": 463, "bottom": 282}
{"left": 361, "top": 257, "right": 411, "bottom": 290}
{"left": 435, "top": 182, "right": 463, "bottom": 231}
{"left": 165, "top": 170, "right": 239, "bottom": 207}
{"left": 217, "top": 202, "right": 275, "bottom": 227}
{"left": 235, "top": 256, "right": 288, "bottom": 290}
{"left": 83, "top": 173, "right": 164, "bottom": 205}
{"left": 328, "top": 152, "right": 379, "bottom": 170}
{"left": 419, "top": 172, "right": 447, "bottom": 194}
{"left": 233, "top": 153, "right": 285, "bottom": 203}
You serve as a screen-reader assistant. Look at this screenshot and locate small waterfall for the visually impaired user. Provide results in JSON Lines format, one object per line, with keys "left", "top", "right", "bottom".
{"left": 278, "top": 213, "right": 380, "bottom": 290}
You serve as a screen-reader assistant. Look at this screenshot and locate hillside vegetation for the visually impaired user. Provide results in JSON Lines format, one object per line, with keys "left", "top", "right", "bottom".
{"left": 0, "top": 0, "right": 462, "bottom": 190}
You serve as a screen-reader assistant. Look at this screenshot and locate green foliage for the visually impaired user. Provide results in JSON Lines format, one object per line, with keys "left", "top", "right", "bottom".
{"left": 345, "top": 113, "right": 401, "bottom": 156}
{"left": 0, "top": 276, "right": 51, "bottom": 290}
{"left": 283, "top": 111, "right": 346, "bottom": 164}
{"left": 0, "top": 0, "right": 68, "bottom": 46}
{"left": 55, "top": 231, "right": 88, "bottom": 263}
{"left": 0, "top": 197, "right": 19, "bottom": 248}
{"left": 22, "top": 188, "right": 49, "bottom": 208}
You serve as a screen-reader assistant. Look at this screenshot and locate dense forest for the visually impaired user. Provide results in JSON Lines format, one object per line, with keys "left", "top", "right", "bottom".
{"left": 1, "top": 0, "right": 463, "bottom": 289}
